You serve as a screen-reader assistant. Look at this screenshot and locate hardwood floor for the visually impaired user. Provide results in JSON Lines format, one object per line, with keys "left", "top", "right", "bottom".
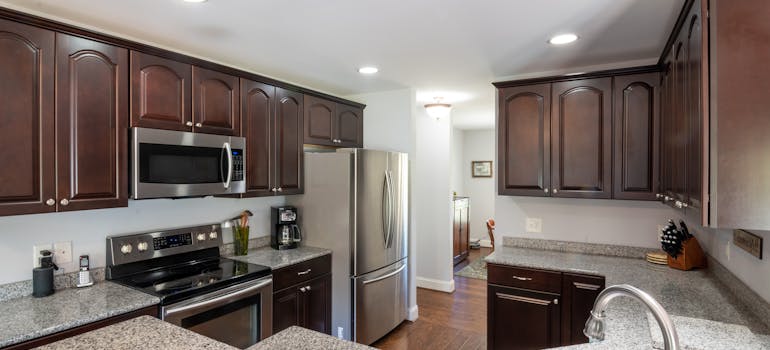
{"left": 372, "top": 247, "right": 492, "bottom": 350}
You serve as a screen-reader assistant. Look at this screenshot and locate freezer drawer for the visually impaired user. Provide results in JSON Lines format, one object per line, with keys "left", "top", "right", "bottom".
{"left": 353, "top": 259, "right": 408, "bottom": 345}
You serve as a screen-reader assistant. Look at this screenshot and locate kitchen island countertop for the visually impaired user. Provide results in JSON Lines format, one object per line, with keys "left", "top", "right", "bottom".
{"left": 247, "top": 326, "right": 375, "bottom": 350}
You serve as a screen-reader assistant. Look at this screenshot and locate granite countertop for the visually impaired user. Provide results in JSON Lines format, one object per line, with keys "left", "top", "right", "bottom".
{"left": 228, "top": 245, "right": 331, "bottom": 270}
{"left": 0, "top": 281, "right": 159, "bottom": 348}
{"left": 485, "top": 246, "right": 770, "bottom": 349}
{"left": 36, "top": 316, "right": 236, "bottom": 350}
{"left": 247, "top": 326, "right": 374, "bottom": 350}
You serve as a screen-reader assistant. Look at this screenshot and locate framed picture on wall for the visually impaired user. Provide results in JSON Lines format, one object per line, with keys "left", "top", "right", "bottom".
{"left": 471, "top": 161, "right": 492, "bottom": 178}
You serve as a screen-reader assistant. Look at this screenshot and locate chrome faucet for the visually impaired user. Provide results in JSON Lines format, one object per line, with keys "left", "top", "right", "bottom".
{"left": 584, "top": 284, "right": 679, "bottom": 350}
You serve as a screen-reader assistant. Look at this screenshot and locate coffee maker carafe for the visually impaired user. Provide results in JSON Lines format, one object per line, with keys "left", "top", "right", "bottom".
{"left": 271, "top": 206, "right": 302, "bottom": 250}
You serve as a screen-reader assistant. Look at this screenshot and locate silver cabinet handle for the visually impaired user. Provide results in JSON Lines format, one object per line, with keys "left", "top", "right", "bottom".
{"left": 195, "top": 123, "right": 202, "bottom": 128}
{"left": 60, "top": 199, "right": 70, "bottom": 206}
{"left": 45, "top": 199, "right": 55, "bottom": 206}
{"left": 297, "top": 269, "right": 312, "bottom": 276}
{"left": 186, "top": 121, "right": 193, "bottom": 126}
{"left": 512, "top": 276, "right": 533, "bottom": 281}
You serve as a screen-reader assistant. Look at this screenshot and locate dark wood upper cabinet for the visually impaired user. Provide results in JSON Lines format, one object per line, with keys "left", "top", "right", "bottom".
{"left": 275, "top": 88, "right": 304, "bottom": 195}
{"left": 192, "top": 66, "right": 240, "bottom": 136}
{"left": 240, "top": 78, "right": 275, "bottom": 197}
{"left": 612, "top": 73, "right": 660, "bottom": 200}
{"left": 130, "top": 51, "right": 191, "bottom": 132}
{"left": 0, "top": 19, "right": 56, "bottom": 216}
{"left": 498, "top": 84, "right": 551, "bottom": 196}
{"left": 488, "top": 284, "right": 561, "bottom": 350}
{"left": 683, "top": 1, "right": 704, "bottom": 223}
{"left": 55, "top": 33, "right": 128, "bottom": 212}
{"left": 560, "top": 273, "right": 605, "bottom": 345}
{"left": 335, "top": 103, "right": 364, "bottom": 148}
{"left": 551, "top": 78, "right": 612, "bottom": 199}
{"left": 303, "top": 95, "right": 336, "bottom": 146}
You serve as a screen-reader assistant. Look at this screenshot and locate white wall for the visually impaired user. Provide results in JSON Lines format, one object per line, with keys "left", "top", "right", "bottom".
{"left": 450, "top": 128, "right": 465, "bottom": 196}
{"left": 0, "top": 196, "right": 285, "bottom": 284}
{"left": 462, "top": 129, "right": 496, "bottom": 241}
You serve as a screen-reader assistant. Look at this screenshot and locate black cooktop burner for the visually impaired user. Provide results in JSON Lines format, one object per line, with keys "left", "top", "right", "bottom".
{"left": 111, "top": 257, "right": 270, "bottom": 305}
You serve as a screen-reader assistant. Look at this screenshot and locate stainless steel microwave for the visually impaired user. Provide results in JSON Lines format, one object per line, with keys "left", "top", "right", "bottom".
{"left": 131, "top": 127, "right": 246, "bottom": 199}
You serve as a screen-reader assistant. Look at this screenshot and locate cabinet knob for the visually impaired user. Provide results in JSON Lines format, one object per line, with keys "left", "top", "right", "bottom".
{"left": 195, "top": 123, "right": 202, "bottom": 128}
{"left": 674, "top": 200, "right": 683, "bottom": 209}
{"left": 552, "top": 188, "right": 558, "bottom": 194}
{"left": 655, "top": 193, "right": 662, "bottom": 199}
{"left": 306, "top": 285, "right": 311, "bottom": 291}
{"left": 663, "top": 196, "right": 672, "bottom": 202}
{"left": 60, "top": 198, "right": 70, "bottom": 206}
{"left": 544, "top": 188, "right": 549, "bottom": 193}
{"left": 271, "top": 187, "right": 277, "bottom": 192}
{"left": 277, "top": 187, "right": 283, "bottom": 192}
{"left": 553, "top": 299, "right": 559, "bottom": 305}
{"left": 682, "top": 202, "right": 689, "bottom": 208}
{"left": 300, "top": 287, "right": 306, "bottom": 293}
{"left": 45, "top": 198, "right": 55, "bottom": 206}
{"left": 186, "top": 121, "right": 193, "bottom": 126}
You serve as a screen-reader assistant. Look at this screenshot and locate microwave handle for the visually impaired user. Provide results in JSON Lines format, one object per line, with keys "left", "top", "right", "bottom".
{"left": 223, "top": 142, "right": 233, "bottom": 188}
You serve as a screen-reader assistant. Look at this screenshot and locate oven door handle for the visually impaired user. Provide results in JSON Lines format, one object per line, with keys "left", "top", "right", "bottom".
{"left": 164, "top": 277, "right": 271, "bottom": 317}
{"left": 223, "top": 142, "right": 233, "bottom": 189}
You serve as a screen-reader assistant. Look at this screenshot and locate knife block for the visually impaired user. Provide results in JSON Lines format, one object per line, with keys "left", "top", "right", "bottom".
{"left": 667, "top": 237, "right": 707, "bottom": 271}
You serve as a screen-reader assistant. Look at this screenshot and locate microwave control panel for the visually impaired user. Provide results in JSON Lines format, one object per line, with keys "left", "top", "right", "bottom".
{"left": 232, "top": 149, "right": 244, "bottom": 181}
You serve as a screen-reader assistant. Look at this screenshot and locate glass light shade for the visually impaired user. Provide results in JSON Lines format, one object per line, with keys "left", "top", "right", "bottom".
{"left": 424, "top": 103, "right": 451, "bottom": 120}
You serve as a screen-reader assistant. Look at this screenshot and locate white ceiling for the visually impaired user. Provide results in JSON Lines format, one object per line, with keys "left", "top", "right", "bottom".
{"left": 0, "top": 0, "right": 683, "bottom": 130}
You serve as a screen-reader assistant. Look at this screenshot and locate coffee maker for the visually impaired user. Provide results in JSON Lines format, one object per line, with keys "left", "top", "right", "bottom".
{"left": 271, "top": 206, "right": 302, "bottom": 250}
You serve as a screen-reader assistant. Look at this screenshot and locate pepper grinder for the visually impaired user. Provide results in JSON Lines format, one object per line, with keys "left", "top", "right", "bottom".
{"left": 32, "top": 250, "right": 58, "bottom": 298}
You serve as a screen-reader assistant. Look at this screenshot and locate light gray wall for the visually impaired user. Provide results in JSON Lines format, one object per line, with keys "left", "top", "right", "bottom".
{"left": 0, "top": 196, "right": 285, "bottom": 284}
{"left": 450, "top": 128, "right": 465, "bottom": 196}
{"left": 462, "top": 129, "right": 495, "bottom": 240}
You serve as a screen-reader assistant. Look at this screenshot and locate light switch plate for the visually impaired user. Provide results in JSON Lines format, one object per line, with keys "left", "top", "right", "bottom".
{"left": 33, "top": 244, "right": 53, "bottom": 268}
{"left": 525, "top": 218, "right": 542, "bottom": 233}
{"left": 53, "top": 241, "right": 72, "bottom": 264}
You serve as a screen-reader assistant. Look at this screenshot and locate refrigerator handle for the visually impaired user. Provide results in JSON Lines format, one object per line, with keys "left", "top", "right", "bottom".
{"left": 382, "top": 171, "right": 392, "bottom": 248}
{"left": 387, "top": 170, "right": 396, "bottom": 248}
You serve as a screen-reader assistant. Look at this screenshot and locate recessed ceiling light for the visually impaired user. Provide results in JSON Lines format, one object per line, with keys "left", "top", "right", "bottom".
{"left": 183, "top": 0, "right": 207, "bottom": 3}
{"left": 358, "top": 66, "right": 378, "bottom": 74}
{"left": 548, "top": 33, "right": 579, "bottom": 45}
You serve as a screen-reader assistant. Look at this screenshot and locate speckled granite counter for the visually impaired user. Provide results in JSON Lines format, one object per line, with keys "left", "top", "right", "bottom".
{"left": 485, "top": 246, "right": 770, "bottom": 349}
{"left": 228, "top": 245, "right": 331, "bottom": 270}
{"left": 0, "top": 281, "right": 159, "bottom": 348}
{"left": 247, "top": 326, "right": 374, "bottom": 350}
{"left": 35, "top": 316, "right": 235, "bottom": 350}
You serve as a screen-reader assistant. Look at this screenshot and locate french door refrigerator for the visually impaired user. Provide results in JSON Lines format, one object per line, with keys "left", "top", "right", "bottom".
{"left": 290, "top": 149, "right": 408, "bottom": 345}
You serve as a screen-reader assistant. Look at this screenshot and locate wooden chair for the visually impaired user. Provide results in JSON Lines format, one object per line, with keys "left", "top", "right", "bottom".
{"left": 486, "top": 218, "right": 495, "bottom": 251}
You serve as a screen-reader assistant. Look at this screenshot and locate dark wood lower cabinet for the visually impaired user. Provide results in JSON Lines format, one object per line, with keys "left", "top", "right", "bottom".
{"left": 3, "top": 306, "right": 158, "bottom": 350}
{"left": 488, "top": 264, "right": 605, "bottom": 350}
{"left": 272, "top": 255, "right": 332, "bottom": 335}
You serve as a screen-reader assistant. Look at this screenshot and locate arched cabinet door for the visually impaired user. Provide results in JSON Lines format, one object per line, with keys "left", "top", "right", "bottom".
{"left": 497, "top": 83, "right": 551, "bottom": 196}
{"left": 56, "top": 33, "right": 128, "bottom": 211}
{"left": 335, "top": 103, "right": 364, "bottom": 147}
{"left": 192, "top": 66, "right": 240, "bottom": 136}
{"left": 275, "top": 87, "right": 304, "bottom": 195}
{"left": 0, "top": 19, "right": 55, "bottom": 216}
{"left": 303, "top": 94, "right": 335, "bottom": 146}
{"left": 241, "top": 78, "right": 275, "bottom": 197}
{"left": 130, "top": 51, "right": 192, "bottom": 131}
{"left": 612, "top": 73, "right": 659, "bottom": 200}
{"left": 551, "top": 78, "right": 612, "bottom": 199}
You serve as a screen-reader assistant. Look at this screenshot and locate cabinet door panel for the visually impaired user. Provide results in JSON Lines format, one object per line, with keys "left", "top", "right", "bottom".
{"left": 498, "top": 84, "right": 551, "bottom": 196}
{"left": 302, "top": 275, "right": 332, "bottom": 334}
{"left": 552, "top": 78, "right": 612, "bottom": 198}
{"left": 56, "top": 33, "right": 128, "bottom": 211}
{"left": 303, "top": 95, "right": 335, "bottom": 146}
{"left": 130, "top": 51, "right": 191, "bottom": 131}
{"left": 684, "top": 1, "right": 704, "bottom": 222}
{"left": 275, "top": 88, "right": 304, "bottom": 195}
{"left": 488, "top": 285, "right": 560, "bottom": 350}
{"left": 336, "top": 103, "right": 364, "bottom": 147}
{"left": 613, "top": 73, "right": 659, "bottom": 200}
{"left": 561, "top": 273, "right": 605, "bottom": 346}
{"left": 273, "top": 286, "right": 301, "bottom": 334}
{"left": 241, "top": 79, "right": 275, "bottom": 197}
{"left": 671, "top": 39, "right": 688, "bottom": 205}
{"left": 0, "top": 19, "right": 55, "bottom": 216}
{"left": 192, "top": 66, "right": 239, "bottom": 136}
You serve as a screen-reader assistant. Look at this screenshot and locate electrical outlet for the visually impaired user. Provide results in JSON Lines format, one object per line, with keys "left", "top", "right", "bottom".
{"left": 53, "top": 241, "right": 72, "bottom": 264}
{"left": 337, "top": 327, "right": 344, "bottom": 339}
{"left": 32, "top": 244, "right": 53, "bottom": 268}
{"left": 525, "top": 218, "right": 542, "bottom": 233}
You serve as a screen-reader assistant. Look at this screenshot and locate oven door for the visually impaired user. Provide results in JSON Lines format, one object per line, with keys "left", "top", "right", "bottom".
{"left": 132, "top": 127, "right": 246, "bottom": 199}
{"left": 162, "top": 276, "right": 272, "bottom": 349}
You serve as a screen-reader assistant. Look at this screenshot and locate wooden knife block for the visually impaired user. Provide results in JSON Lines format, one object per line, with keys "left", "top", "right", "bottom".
{"left": 668, "top": 237, "right": 707, "bottom": 271}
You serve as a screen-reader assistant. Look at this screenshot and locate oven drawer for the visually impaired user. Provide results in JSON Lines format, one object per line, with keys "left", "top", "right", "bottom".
{"left": 273, "top": 254, "right": 331, "bottom": 291}
{"left": 488, "top": 264, "right": 562, "bottom": 293}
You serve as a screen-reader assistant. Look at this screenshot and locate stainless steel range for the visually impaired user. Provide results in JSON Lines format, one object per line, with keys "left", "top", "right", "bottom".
{"left": 106, "top": 224, "right": 272, "bottom": 349}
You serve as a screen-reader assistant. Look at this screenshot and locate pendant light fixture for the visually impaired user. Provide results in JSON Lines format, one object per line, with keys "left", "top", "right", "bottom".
{"left": 424, "top": 97, "right": 452, "bottom": 120}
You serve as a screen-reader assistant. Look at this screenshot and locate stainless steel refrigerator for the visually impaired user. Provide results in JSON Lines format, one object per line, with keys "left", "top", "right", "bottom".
{"left": 289, "top": 149, "right": 408, "bottom": 345}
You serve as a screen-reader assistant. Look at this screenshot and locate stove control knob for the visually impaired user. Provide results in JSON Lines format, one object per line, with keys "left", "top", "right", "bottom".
{"left": 209, "top": 231, "right": 218, "bottom": 240}
{"left": 120, "top": 243, "right": 133, "bottom": 254}
{"left": 136, "top": 241, "right": 149, "bottom": 252}
{"left": 197, "top": 233, "right": 207, "bottom": 242}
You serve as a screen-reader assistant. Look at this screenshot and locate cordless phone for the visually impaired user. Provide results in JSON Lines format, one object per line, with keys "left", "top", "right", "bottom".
{"left": 76, "top": 255, "right": 94, "bottom": 288}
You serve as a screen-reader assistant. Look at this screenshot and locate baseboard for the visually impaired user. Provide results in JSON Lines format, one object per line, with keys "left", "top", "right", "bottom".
{"left": 416, "top": 276, "right": 455, "bottom": 293}
{"left": 407, "top": 305, "right": 419, "bottom": 321}
{"left": 478, "top": 239, "right": 493, "bottom": 248}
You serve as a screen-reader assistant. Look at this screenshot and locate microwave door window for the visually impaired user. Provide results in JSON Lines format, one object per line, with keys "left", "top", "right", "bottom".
{"left": 139, "top": 143, "right": 223, "bottom": 184}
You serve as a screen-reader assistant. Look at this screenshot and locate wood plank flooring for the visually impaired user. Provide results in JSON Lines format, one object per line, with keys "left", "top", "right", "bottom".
{"left": 372, "top": 248, "right": 491, "bottom": 350}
